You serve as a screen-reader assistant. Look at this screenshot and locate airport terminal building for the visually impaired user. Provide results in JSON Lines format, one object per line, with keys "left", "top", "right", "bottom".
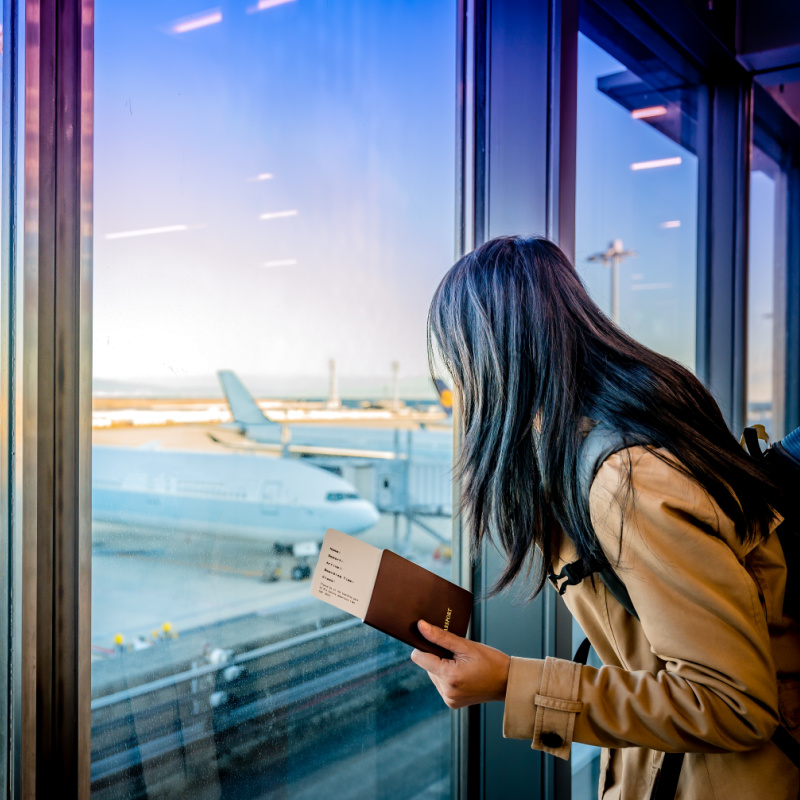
{"left": 2, "top": 0, "right": 800, "bottom": 798}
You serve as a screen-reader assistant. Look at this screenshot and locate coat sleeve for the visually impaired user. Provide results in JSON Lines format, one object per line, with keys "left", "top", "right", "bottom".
{"left": 502, "top": 447, "right": 780, "bottom": 761}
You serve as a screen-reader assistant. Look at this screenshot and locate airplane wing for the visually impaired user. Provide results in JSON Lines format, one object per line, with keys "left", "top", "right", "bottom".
{"left": 207, "top": 431, "right": 397, "bottom": 460}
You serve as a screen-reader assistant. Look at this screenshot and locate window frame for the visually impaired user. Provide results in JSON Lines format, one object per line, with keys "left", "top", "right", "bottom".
{"left": 751, "top": 81, "right": 800, "bottom": 436}
{"left": 456, "top": 2, "right": 578, "bottom": 799}
{"left": 7, "top": 1, "right": 800, "bottom": 799}
{"left": 10, "top": 0, "right": 93, "bottom": 796}
{"left": 580, "top": 0, "right": 754, "bottom": 433}
{"left": 1, "top": 0, "right": 17, "bottom": 795}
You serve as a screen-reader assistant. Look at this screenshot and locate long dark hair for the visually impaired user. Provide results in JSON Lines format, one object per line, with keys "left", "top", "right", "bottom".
{"left": 428, "top": 235, "right": 780, "bottom": 598}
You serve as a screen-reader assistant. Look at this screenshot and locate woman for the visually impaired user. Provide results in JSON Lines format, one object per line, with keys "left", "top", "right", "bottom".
{"left": 411, "top": 235, "right": 800, "bottom": 799}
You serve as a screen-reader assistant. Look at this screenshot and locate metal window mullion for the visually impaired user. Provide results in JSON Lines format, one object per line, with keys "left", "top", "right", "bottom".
{"left": 1, "top": 0, "right": 21, "bottom": 796}
{"left": 19, "top": 0, "right": 91, "bottom": 797}
{"left": 772, "top": 164, "right": 789, "bottom": 438}
{"left": 463, "top": 2, "right": 576, "bottom": 800}
{"left": 19, "top": 0, "right": 43, "bottom": 796}
{"left": 785, "top": 158, "right": 800, "bottom": 433}
{"left": 453, "top": 7, "right": 475, "bottom": 793}
{"left": 52, "top": 0, "right": 83, "bottom": 794}
{"left": 733, "top": 83, "right": 753, "bottom": 435}
{"left": 35, "top": 6, "right": 58, "bottom": 794}
{"left": 546, "top": 0, "right": 578, "bottom": 261}
{"left": 453, "top": 1, "right": 486, "bottom": 798}
{"left": 696, "top": 78, "right": 752, "bottom": 433}
{"left": 545, "top": 3, "right": 577, "bottom": 800}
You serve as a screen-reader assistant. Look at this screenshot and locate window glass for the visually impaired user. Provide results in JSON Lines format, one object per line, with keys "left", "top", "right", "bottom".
{"left": 91, "top": 3, "right": 456, "bottom": 798}
{"left": 575, "top": 33, "right": 699, "bottom": 370}
{"left": 572, "top": 31, "right": 701, "bottom": 795}
{"left": 571, "top": 622, "right": 601, "bottom": 798}
{"left": 747, "top": 146, "right": 784, "bottom": 438}
{"left": 748, "top": 77, "right": 800, "bottom": 440}
{"left": 747, "top": 154, "right": 778, "bottom": 433}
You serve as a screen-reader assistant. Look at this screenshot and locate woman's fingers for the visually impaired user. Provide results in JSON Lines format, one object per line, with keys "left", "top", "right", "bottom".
{"left": 417, "top": 619, "right": 469, "bottom": 656}
{"left": 410, "top": 647, "right": 443, "bottom": 673}
{"left": 415, "top": 659, "right": 447, "bottom": 694}
{"left": 410, "top": 622, "right": 512, "bottom": 709}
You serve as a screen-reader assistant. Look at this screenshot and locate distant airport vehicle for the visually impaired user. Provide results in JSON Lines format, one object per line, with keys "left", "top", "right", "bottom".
{"left": 92, "top": 446, "right": 380, "bottom": 559}
{"left": 216, "top": 370, "right": 452, "bottom": 459}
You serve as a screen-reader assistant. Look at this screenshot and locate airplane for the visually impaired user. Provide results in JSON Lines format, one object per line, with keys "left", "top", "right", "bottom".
{"left": 434, "top": 379, "right": 453, "bottom": 418}
{"left": 92, "top": 446, "right": 380, "bottom": 572}
{"left": 215, "top": 370, "right": 452, "bottom": 460}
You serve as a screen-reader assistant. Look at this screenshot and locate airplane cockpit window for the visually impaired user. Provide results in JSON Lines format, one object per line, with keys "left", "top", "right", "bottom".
{"left": 91, "top": 2, "right": 456, "bottom": 798}
{"left": 326, "top": 492, "right": 361, "bottom": 502}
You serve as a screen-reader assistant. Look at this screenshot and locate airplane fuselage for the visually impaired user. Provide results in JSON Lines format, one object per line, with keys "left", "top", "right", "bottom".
{"left": 92, "top": 446, "right": 379, "bottom": 544}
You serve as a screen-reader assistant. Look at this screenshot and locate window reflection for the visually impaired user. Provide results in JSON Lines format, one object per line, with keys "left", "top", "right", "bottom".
{"left": 571, "top": 618, "right": 601, "bottom": 798}
{"left": 747, "top": 147, "right": 783, "bottom": 437}
{"left": 575, "top": 33, "right": 699, "bottom": 370}
{"left": 572, "top": 31, "right": 701, "bottom": 797}
{"left": 91, "top": 2, "right": 456, "bottom": 797}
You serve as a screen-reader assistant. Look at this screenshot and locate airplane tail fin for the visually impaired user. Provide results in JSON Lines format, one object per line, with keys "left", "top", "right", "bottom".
{"left": 218, "top": 371, "right": 272, "bottom": 426}
{"left": 434, "top": 379, "right": 453, "bottom": 417}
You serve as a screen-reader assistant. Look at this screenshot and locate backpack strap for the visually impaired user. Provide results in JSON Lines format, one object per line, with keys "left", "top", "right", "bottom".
{"left": 649, "top": 753, "right": 685, "bottom": 800}
{"left": 771, "top": 725, "right": 800, "bottom": 769}
{"left": 571, "top": 425, "right": 686, "bottom": 800}
{"left": 573, "top": 636, "right": 592, "bottom": 666}
{"left": 597, "top": 565, "right": 639, "bottom": 621}
{"left": 552, "top": 422, "right": 645, "bottom": 618}
{"left": 576, "top": 422, "right": 643, "bottom": 507}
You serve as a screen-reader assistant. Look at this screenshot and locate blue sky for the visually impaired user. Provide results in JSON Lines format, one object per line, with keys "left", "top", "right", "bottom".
{"left": 576, "top": 34, "right": 699, "bottom": 371}
{"left": 748, "top": 168, "right": 777, "bottom": 407}
{"left": 92, "top": 5, "right": 776, "bottom": 400}
{"left": 93, "top": 0, "right": 457, "bottom": 393}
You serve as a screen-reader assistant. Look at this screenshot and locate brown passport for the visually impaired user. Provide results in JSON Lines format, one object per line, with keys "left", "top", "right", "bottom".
{"left": 311, "top": 528, "right": 473, "bottom": 658}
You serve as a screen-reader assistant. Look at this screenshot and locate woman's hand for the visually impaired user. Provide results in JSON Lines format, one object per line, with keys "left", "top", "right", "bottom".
{"left": 410, "top": 620, "right": 511, "bottom": 709}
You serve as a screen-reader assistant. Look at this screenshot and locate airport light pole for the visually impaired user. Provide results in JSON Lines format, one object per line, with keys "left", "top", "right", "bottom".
{"left": 587, "top": 239, "right": 637, "bottom": 325}
{"left": 327, "top": 359, "right": 340, "bottom": 410}
{"left": 391, "top": 361, "right": 400, "bottom": 411}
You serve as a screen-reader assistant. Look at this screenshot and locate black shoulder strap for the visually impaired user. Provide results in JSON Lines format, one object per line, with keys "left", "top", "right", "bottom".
{"left": 576, "top": 422, "right": 641, "bottom": 506}
{"left": 598, "top": 566, "right": 639, "bottom": 621}
{"left": 570, "top": 423, "right": 643, "bottom": 618}
{"left": 649, "top": 753, "right": 685, "bottom": 800}
{"left": 771, "top": 725, "right": 800, "bottom": 769}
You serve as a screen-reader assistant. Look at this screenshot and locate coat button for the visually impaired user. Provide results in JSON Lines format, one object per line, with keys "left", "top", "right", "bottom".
{"left": 541, "top": 732, "right": 563, "bottom": 748}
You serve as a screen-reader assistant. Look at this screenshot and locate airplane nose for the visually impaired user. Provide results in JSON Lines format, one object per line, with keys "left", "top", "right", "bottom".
{"left": 329, "top": 497, "right": 380, "bottom": 534}
{"left": 356, "top": 499, "right": 380, "bottom": 531}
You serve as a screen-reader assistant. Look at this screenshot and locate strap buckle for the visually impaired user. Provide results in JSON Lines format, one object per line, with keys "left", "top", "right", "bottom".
{"left": 549, "top": 560, "right": 593, "bottom": 595}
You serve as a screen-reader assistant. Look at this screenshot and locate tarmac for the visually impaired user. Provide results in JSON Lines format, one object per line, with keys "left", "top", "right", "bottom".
{"left": 92, "top": 512, "right": 453, "bottom": 652}
{"left": 91, "top": 421, "right": 453, "bottom": 653}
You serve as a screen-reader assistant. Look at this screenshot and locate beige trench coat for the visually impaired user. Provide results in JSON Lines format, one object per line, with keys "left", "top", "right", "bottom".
{"left": 502, "top": 446, "right": 800, "bottom": 799}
